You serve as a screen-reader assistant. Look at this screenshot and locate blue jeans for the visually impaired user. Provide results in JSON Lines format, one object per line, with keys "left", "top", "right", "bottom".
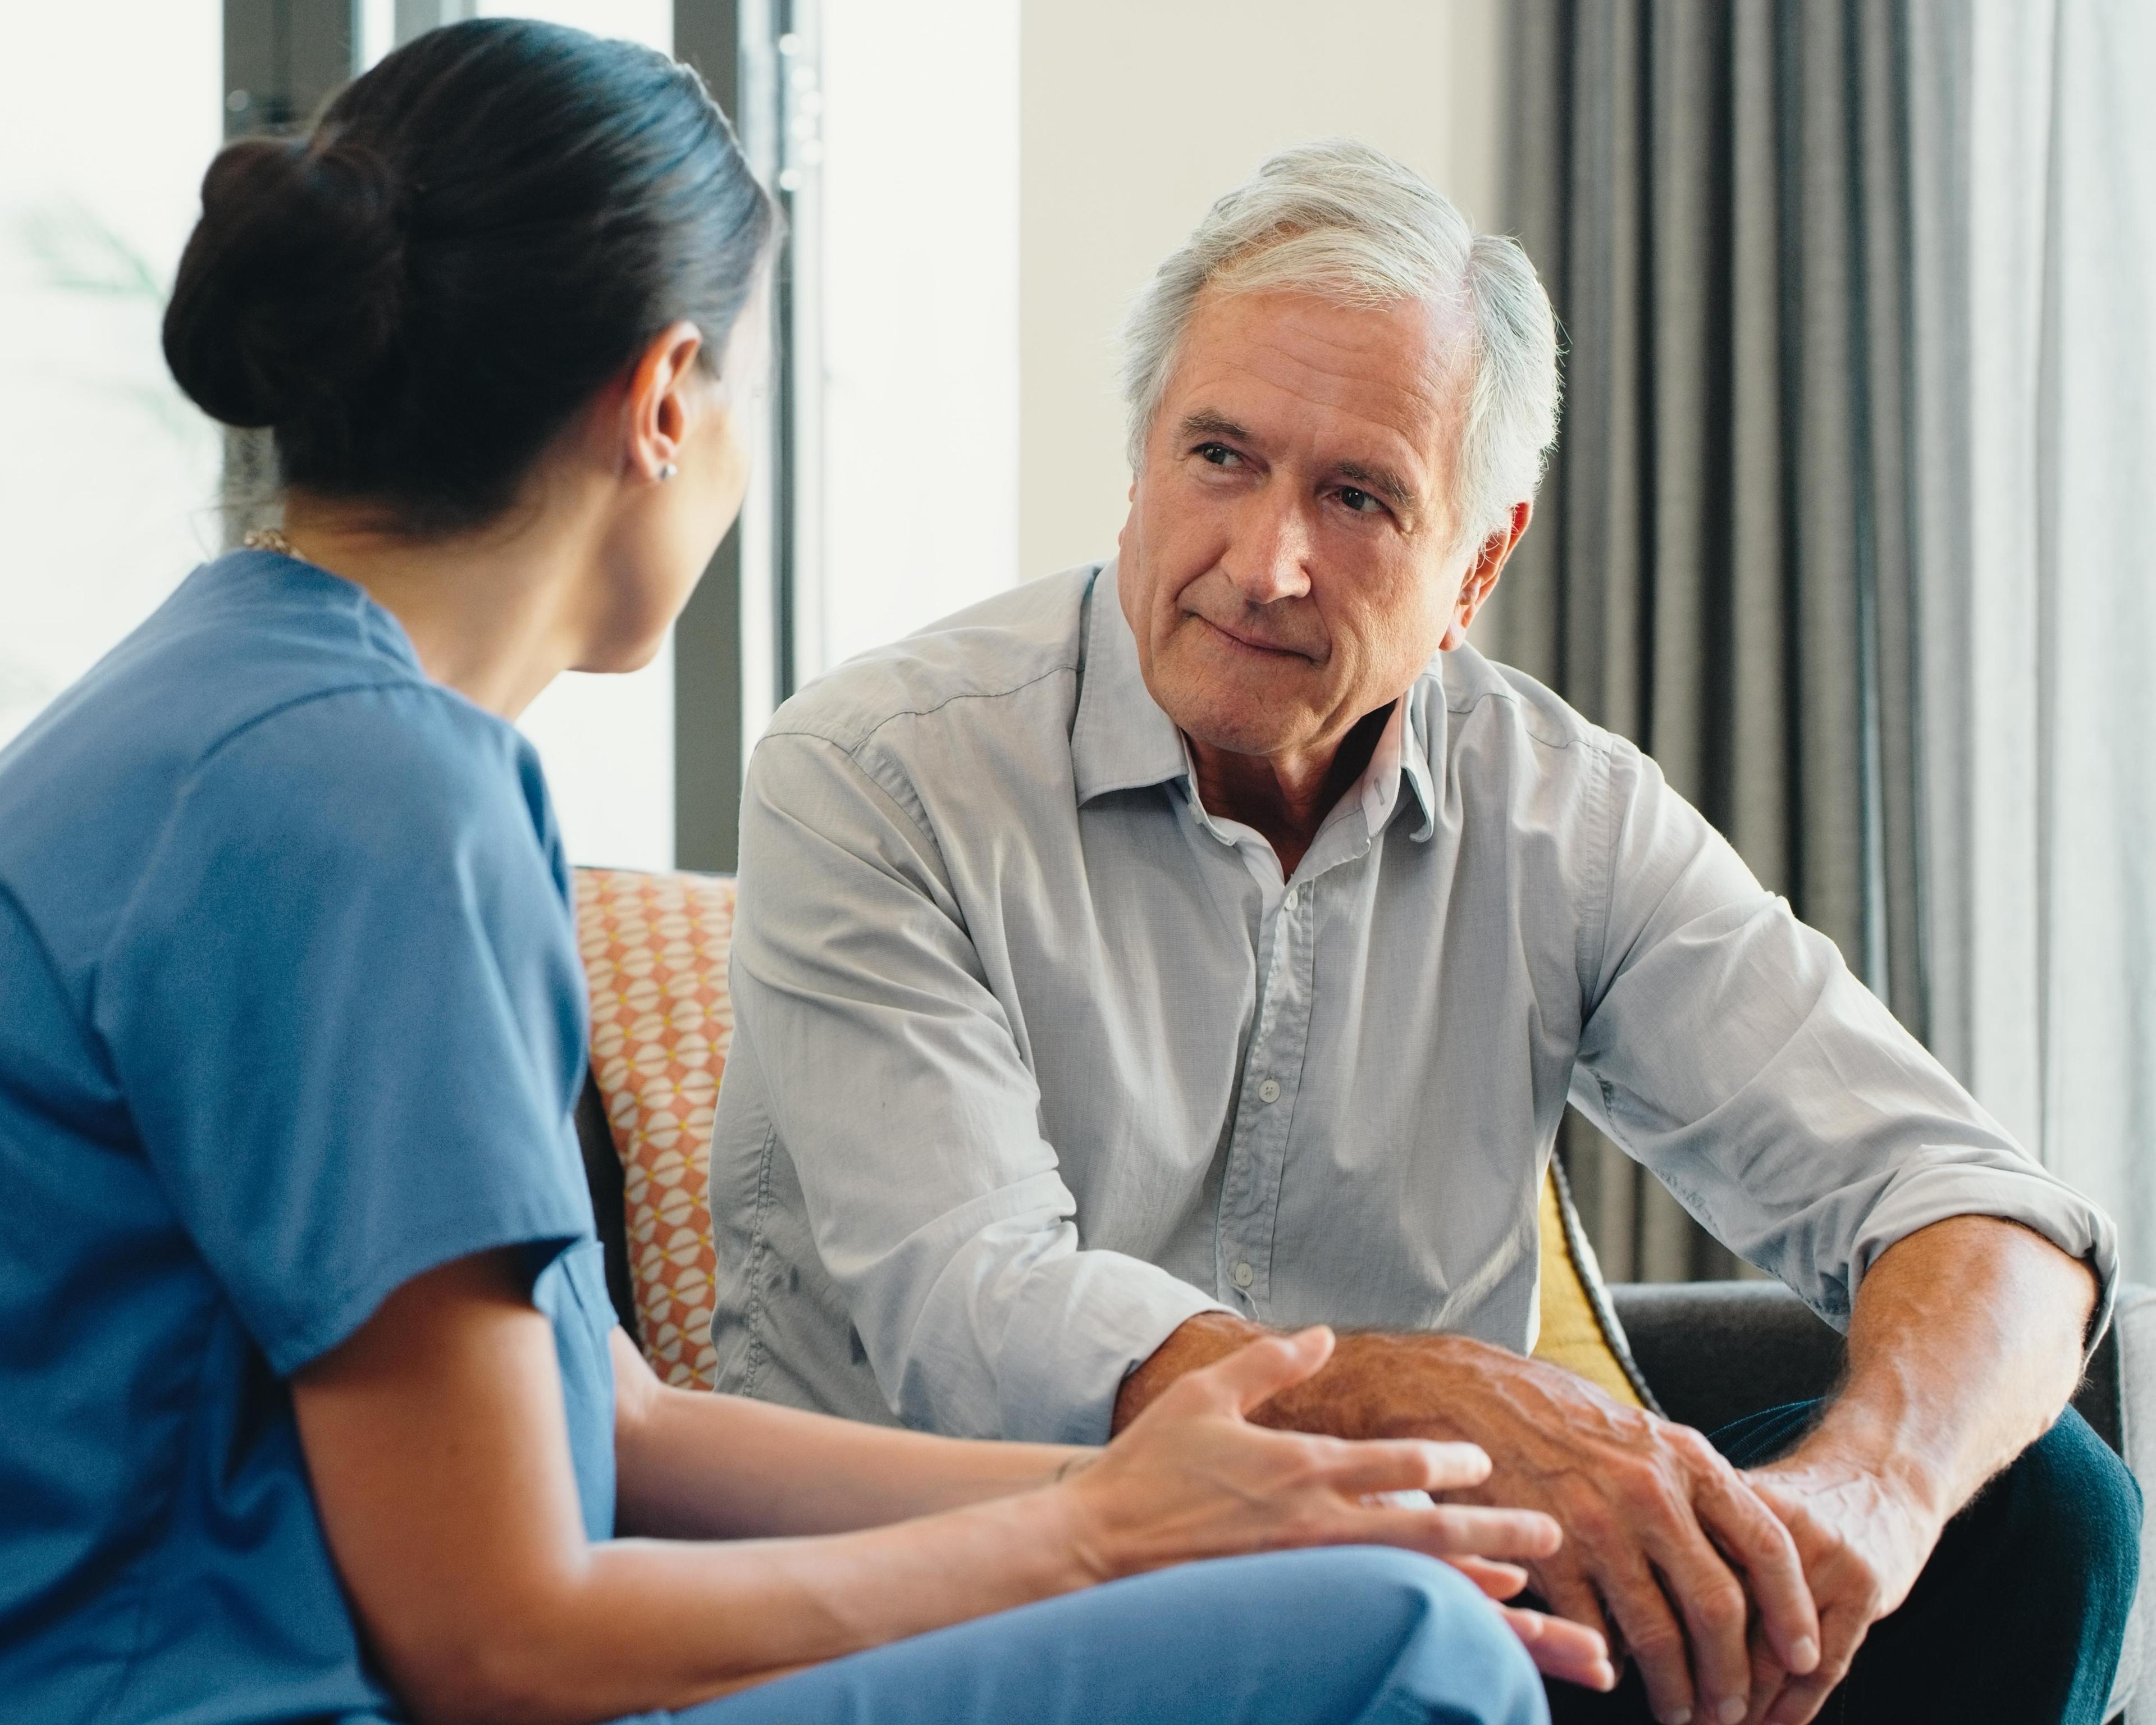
{"left": 665, "top": 1546, "right": 1547, "bottom": 1725}
{"left": 1546, "top": 1404, "right": 2141, "bottom": 1725}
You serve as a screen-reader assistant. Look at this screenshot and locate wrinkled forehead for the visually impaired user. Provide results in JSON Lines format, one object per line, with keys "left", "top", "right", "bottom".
{"left": 1158, "top": 285, "right": 1473, "bottom": 478}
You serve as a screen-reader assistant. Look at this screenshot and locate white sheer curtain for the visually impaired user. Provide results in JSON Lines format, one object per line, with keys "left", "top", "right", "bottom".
{"left": 1495, "top": 0, "right": 2156, "bottom": 1280}
{"left": 1920, "top": 0, "right": 2156, "bottom": 1272}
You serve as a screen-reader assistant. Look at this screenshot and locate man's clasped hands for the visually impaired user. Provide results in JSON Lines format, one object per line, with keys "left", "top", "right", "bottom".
{"left": 1112, "top": 1313, "right": 1954, "bottom": 1725}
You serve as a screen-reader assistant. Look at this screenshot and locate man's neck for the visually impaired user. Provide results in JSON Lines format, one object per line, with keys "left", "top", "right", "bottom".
{"left": 1185, "top": 703, "right": 1395, "bottom": 877}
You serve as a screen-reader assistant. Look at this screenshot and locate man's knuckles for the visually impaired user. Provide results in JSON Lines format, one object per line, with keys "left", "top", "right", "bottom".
{"left": 1551, "top": 1493, "right": 1620, "bottom": 1551}
{"left": 1596, "top": 1455, "right": 1701, "bottom": 1535}
{"left": 1623, "top": 1607, "right": 1689, "bottom": 1654}
{"left": 1660, "top": 1422, "right": 1723, "bottom": 1472}
{"left": 1688, "top": 1577, "right": 1748, "bottom": 1637}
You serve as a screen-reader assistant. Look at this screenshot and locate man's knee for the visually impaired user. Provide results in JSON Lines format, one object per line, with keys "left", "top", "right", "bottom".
{"left": 2006, "top": 1407, "right": 2142, "bottom": 1617}
{"left": 1997, "top": 1409, "right": 2142, "bottom": 1600}
{"left": 1313, "top": 1548, "right": 1547, "bottom": 1725}
{"left": 1912, "top": 1405, "right": 2144, "bottom": 1718}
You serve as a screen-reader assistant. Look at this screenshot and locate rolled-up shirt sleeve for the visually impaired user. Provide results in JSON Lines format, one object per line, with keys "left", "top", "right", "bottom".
{"left": 730, "top": 728, "right": 1226, "bottom": 1443}
{"left": 1572, "top": 735, "right": 2117, "bottom": 1350}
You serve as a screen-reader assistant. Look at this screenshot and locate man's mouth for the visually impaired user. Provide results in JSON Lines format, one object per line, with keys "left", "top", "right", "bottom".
{"left": 1190, "top": 614, "right": 1314, "bottom": 661}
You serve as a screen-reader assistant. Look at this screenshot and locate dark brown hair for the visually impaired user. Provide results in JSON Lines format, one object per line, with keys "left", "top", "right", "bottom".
{"left": 164, "top": 18, "right": 778, "bottom": 532}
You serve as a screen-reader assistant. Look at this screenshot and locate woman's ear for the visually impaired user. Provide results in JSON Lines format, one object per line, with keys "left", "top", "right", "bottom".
{"left": 623, "top": 320, "right": 706, "bottom": 483}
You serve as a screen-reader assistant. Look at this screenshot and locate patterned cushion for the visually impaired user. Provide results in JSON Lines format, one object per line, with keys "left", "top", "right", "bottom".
{"left": 573, "top": 868, "right": 736, "bottom": 1389}
{"left": 570, "top": 865, "right": 1649, "bottom": 1409}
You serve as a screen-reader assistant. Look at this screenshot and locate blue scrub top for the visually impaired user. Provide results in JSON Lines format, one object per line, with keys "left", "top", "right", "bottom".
{"left": 0, "top": 551, "right": 618, "bottom": 1724}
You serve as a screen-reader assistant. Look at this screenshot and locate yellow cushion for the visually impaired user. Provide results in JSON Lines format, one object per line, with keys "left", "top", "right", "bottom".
{"left": 573, "top": 866, "right": 1647, "bottom": 1409}
{"left": 1532, "top": 1166, "right": 1645, "bottom": 1407}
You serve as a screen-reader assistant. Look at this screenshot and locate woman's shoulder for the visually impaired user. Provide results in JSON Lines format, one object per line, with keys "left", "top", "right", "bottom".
{"left": 0, "top": 554, "right": 556, "bottom": 982}
{"left": 197, "top": 675, "right": 547, "bottom": 851}
{"left": 5, "top": 554, "right": 472, "bottom": 796}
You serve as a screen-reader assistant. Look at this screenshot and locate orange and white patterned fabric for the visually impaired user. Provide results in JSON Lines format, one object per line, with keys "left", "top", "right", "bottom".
{"left": 573, "top": 868, "right": 736, "bottom": 1389}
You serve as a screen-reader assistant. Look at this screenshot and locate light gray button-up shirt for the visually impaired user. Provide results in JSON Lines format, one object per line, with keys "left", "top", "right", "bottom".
{"left": 707, "top": 561, "right": 2116, "bottom": 1443}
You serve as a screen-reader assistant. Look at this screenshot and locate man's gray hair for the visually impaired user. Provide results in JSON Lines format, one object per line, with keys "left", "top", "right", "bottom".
{"left": 1119, "top": 139, "right": 1560, "bottom": 554}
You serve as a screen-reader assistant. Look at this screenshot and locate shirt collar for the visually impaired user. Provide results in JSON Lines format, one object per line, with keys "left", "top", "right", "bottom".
{"left": 1069, "top": 558, "right": 1440, "bottom": 844}
{"left": 1071, "top": 560, "right": 1189, "bottom": 804}
{"left": 1392, "top": 677, "right": 1440, "bottom": 843}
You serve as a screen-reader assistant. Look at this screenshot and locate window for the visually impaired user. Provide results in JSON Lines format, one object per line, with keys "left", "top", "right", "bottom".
{"left": 0, "top": 3, "right": 222, "bottom": 750}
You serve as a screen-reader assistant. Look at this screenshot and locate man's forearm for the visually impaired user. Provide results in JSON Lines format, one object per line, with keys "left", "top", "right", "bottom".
{"left": 1114, "top": 1313, "right": 1267, "bottom": 1432}
{"left": 1783, "top": 1215, "right": 2097, "bottom": 1520}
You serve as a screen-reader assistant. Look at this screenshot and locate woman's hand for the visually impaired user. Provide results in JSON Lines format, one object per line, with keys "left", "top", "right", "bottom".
{"left": 1058, "top": 1326, "right": 1614, "bottom": 1689}
{"left": 1451, "top": 1556, "right": 1622, "bottom": 1690}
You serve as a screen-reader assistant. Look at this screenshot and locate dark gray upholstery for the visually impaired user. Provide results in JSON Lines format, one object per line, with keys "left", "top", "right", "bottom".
{"left": 1611, "top": 1279, "right": 2123, "bottom": 1458}
{"left": 575, "top": 1075, "right": 640, "bottom": 1346}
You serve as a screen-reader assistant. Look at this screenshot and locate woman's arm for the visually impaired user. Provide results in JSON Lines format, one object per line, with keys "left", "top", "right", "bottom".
{"left": 294, "top": 1249, "right": 1586, "bottom": 1725}
{"left": 611, "top": 1331, "right": 1088, "bottom": 1539}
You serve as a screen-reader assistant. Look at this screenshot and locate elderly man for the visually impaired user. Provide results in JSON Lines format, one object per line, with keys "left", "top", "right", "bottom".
{"left": 707, "top": 143, "right": 2135, "bottom": 1725}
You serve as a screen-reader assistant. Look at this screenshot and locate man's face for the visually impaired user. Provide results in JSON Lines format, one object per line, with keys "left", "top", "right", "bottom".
{"left": 1118, "top": 286, "right": 1483, "bottom": 764}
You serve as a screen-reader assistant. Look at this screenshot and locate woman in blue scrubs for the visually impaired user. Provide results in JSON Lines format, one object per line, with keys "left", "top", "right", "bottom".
{"left": 0, "top": 21, "right": 1611, "bottom": 1724}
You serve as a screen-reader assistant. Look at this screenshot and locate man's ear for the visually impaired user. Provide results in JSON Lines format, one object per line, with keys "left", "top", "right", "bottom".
{"left": 1441, "top": 499, "right": 1532, "bottom": 650}
{"left": 624, "top": 319, "right": 706, "bottom": 483}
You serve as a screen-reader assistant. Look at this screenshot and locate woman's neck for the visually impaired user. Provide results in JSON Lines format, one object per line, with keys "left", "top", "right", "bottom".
{"left": 278, "top": 483, "right": 602, "bottom": 720}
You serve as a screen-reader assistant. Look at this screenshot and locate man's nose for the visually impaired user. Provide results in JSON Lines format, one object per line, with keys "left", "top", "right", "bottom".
{"left": 1221, "top": 490, "right": 1315, "bottom": 606}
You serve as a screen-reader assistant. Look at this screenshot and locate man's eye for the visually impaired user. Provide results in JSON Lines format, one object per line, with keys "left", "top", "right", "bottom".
{"left": 1339, "top": 486, "right": 1379, "bottom": 513}
{"left": 1195, "top": 442, "right": 1240, "bottom": 467}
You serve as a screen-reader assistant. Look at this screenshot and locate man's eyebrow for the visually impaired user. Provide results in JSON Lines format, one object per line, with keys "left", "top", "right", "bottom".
{"left": 1174, "top": 410, "right": 1255, "bottom": 446}
{"left": 1335, "top": 459, "right": 1417, "bottom": 513}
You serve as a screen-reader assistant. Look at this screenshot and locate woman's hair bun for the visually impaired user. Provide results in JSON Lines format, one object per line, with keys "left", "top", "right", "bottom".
{"left": 161, "top": 19, "right": 778, "bottom": 533}
{"left": 163, "top": 131, "right": 408, "bottom": 432}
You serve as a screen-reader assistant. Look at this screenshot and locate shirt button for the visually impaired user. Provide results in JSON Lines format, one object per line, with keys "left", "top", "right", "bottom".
{"left": 1232, "top": 1261, "right": 1255, "bottom": 1289}
{"left": 1283, "top": 884, "right": 1299, "bottom": 909}
{"left": 1257, "top": 1078, "right": 1281, "bottom": 1104}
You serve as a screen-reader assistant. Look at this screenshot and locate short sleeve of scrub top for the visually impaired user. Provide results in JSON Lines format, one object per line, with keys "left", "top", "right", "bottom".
{"left": 101, "top": 684, "right": 600, "bottom": 1381}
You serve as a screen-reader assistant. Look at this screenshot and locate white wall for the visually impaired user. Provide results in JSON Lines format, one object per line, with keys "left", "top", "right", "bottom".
{"left": 814, "top": 0, "right": 1020, "bottom": 672}
{"left": 1017, "top": 0, "right": 1504, "bottom": 582}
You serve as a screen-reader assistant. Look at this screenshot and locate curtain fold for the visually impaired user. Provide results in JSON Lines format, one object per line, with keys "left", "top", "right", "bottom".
{"left": 1492, "top": 0, "right": 1930, "bottom": 1279}
{"left": 1495, "top": 0, "right": 2156, "bottom": 1283}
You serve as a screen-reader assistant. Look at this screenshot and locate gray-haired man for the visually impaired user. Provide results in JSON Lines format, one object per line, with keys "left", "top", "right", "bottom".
{"left": 708, "top": 142, "right": 2136, "bottom": 1724}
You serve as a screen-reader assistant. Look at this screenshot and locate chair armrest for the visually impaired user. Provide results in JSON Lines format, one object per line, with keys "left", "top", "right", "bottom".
{"left": 2108, "top": 1285, "right": 2156, "bottom": 1722}
{"left": 1611, "top": 1279, "right": 2123, "bottom": 1452}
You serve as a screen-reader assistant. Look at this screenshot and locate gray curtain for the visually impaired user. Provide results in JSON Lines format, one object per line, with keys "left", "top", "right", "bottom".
{"left": 1490, "top": 0, "right": 2156, "bottom": 1284}
{"left": 1484, "top": 0, "right": 1931, "bottom": 1281}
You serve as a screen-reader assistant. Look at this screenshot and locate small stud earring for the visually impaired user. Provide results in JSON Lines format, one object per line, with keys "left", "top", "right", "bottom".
{"left": 657, "top": 462, "right": 678, "bottom": 482}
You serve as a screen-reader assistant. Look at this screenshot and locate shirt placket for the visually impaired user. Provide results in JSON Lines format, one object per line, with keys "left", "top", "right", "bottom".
{"left": 1215, "top": 871, "right": 1318, "bottom": 1318}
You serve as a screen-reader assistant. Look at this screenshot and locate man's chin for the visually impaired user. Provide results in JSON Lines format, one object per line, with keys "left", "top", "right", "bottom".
{"left": 1144, "top": 650, "right": 1336, "bottom": 761}
{"left": 1162, "top": 700, "right": 1326, "bottom": 763}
